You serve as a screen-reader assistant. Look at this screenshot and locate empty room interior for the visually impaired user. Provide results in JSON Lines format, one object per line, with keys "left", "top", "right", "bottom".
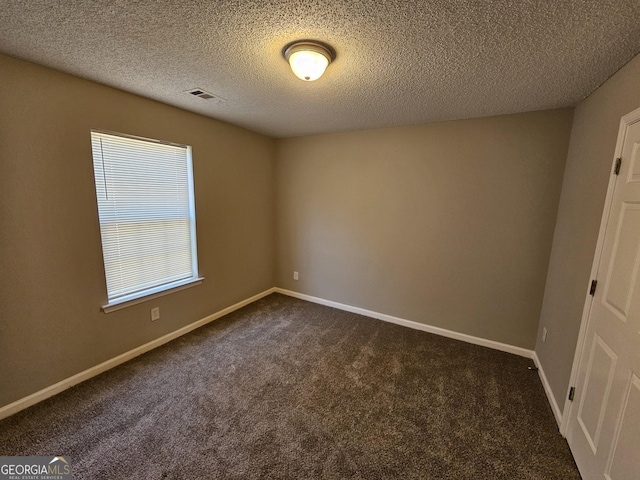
{"left": 1, "top": 1, "right": 640, "bottom": 479}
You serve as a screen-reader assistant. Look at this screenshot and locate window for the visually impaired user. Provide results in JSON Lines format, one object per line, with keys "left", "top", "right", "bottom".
{"left": 90, "top": 130, "right": 201, "bottom": 312}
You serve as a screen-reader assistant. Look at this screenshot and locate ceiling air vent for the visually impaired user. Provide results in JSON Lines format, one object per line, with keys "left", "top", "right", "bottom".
{"left": 186, "top": 88, "right": 220, "bottom": 100}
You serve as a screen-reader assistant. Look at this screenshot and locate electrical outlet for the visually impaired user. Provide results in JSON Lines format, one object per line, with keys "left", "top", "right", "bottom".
{"left": 293, "top": 271, "right": 299, "bottom": 280}
{"left": 542, "top": 327, "right": 547, "bottom": 343}
{"left": 151, "top": 307, "right": 160, "bottom": 321}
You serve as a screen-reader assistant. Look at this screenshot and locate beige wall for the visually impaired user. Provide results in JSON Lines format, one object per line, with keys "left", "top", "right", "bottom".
{"left": 536, "top": 53, "right": 640, "bottom": 412}
{"left": 275, "top": 109, "right": 574, "bottom": 349}
{"left": 0, "top": 54, "right": 276, "bottom": 408}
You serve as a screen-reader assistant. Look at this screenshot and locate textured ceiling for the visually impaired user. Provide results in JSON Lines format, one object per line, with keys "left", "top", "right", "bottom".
{"left": 1, "top": 1, "right": 640, "bottom": 138}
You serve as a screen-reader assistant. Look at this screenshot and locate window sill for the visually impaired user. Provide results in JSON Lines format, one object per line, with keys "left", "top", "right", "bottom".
{"left": 101, "top": 277, "right": 204, "bottom": 313}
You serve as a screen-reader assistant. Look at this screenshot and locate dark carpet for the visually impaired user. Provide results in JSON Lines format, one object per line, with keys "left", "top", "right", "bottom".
{"left": 0, "top": 293, "right": 580, "bottom": 479}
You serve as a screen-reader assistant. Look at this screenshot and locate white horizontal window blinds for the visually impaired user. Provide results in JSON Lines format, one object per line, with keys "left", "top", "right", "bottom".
{"left": 91, "top": 131, "right": 199, "bottom": 304}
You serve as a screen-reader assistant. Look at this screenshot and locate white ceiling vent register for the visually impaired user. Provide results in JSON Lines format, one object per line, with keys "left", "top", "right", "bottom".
{"left": 185, "top": 88, "right": 225, "bottom": 101}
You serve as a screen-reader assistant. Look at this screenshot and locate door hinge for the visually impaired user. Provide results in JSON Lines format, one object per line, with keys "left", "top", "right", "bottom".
{"left": 614, "top": 157, "right": 622, "bottom": 175}
{"left": 569, "top": 387, "right": 576, "bottom": 401}
{"left": 589, "top": 279, "right": 597, "bottom": 296}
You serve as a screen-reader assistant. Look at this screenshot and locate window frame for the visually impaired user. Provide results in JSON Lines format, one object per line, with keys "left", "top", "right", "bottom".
{"left": 90, "top": 129, "right": 203, "bottom": 313}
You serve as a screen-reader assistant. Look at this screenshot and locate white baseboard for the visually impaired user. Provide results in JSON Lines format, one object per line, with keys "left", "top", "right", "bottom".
{"left": 0, "top": 287, "right": 276, "bottom": 420}
{"left": 274, "top": 288, "right": 534, "bottom": 359}
{"left": 1, "top": 286, "right": 547, "bottom": 422}
{"left": 533, "top": 352, "right": 563, "bottom": 429}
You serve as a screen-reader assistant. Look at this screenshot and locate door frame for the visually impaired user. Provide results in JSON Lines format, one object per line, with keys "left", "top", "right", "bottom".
{"left": 560, "top": 105, "right": 640, "bottom": 436}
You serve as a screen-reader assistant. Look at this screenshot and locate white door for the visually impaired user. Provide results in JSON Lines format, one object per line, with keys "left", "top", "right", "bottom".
{"left": 566, "top": 112, "right": 640, "bottom": 480}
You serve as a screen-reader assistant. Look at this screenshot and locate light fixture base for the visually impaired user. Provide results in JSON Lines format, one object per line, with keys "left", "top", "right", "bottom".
{"left": 283, "top": 40, "right": 336, "bottom": 62}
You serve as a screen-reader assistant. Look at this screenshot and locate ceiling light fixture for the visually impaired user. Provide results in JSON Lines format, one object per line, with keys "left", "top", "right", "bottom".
{"left": 283, "top": 40, "right": 336, "bottom": 82}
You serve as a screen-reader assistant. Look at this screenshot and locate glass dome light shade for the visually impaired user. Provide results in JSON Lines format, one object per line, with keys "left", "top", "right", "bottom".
{"left": 284, "top": 41, "right": 334, "bottom": 81}
{"left": 288, "top": 50, "right": 329, "bottom": 81}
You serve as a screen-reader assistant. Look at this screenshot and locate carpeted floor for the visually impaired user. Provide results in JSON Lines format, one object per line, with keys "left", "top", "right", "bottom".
{"left": 0, "top": 293, "right": 580, "bottom": 479}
